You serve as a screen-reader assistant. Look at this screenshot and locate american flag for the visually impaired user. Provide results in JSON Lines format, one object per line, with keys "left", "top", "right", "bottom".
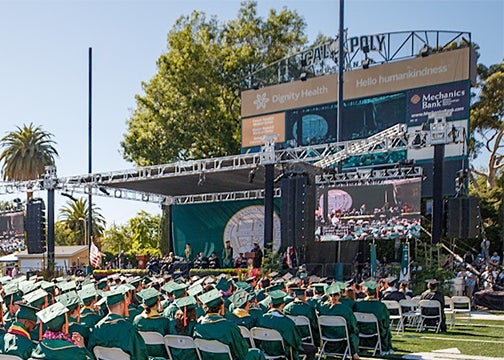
{"left": 89, "top": 241, "right": 102, "bottom": 268}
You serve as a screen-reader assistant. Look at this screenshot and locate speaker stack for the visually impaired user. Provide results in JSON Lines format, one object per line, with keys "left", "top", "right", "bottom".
{"left": 446, "top": 197, "right": 480, "bottom": 239}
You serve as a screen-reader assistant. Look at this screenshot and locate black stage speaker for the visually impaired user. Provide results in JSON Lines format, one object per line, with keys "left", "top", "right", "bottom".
{"left": 25, "top": 199, "right": 46, "bottom": 254}
{"left": 446, "top": 197, "right": 480, "bottom": 239}
{"left": 280, "top": 173, "right": 315, "bottom": 261}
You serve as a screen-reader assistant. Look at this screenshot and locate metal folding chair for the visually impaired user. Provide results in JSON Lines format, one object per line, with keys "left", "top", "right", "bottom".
{"left": 164, "top": 334, "right": 201, "bottom": 360}
{"left": 354, "top": 312, "right": 382, "bottom": 356}
{"left": 317, "top": 315, "right": 351, "bottom": 359}
{"left": 194, "top": 338, "right": 232, "bottom": 360}
{"left": 382, "top": 300, "right": 402, "bottom": 333}
{"left": 93, "top": 346, "right": 131, "bottom": 360}
{"left": 287, "top": 315, "right": 315, "bottom": 345}
{"left": 250, "top": 327, "right": 287, "bottom": 360}
{"left": 417, "top": 300, "right": 442, "bottom": 333}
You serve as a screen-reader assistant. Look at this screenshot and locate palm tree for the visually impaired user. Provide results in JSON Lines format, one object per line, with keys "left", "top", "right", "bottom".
{"left": 58, "top": 198, "right": 106, "bottom": 246}
{"left": 0, "top": 123, "right": 58, "bottom": 181}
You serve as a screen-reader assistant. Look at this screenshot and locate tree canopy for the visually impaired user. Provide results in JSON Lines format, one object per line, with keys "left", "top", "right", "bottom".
{"left": 121, "top": 0, "right": 307, "bottom": 165}
{"left": 0, "top": 123, "right": 58, "bottom": 181}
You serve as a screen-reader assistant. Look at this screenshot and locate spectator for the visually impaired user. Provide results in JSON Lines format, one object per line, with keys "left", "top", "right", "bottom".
{"left": 490, "top": 252, "right": 501, "bottom": 266}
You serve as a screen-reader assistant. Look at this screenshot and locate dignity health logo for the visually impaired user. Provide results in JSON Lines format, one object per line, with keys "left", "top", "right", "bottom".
{"left": 253, "top": 93, "right": 270, "bottom": 110}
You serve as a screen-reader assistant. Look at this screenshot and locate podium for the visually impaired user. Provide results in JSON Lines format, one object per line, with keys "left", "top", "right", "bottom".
{"left": 245, "top": 252, "right": 256, "bottom": 266}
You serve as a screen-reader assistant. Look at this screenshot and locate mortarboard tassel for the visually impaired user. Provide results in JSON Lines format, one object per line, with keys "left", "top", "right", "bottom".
{"left": 158, "top": 296, "right": 162, "bottom": 313}
{"left": 39, "top": 323, "right": 43, "bottom": 341}
{"left": 44, "top": 295, "right": 48, "bottom": 309}
{"left": 9, "top": 296, "right": 13, "bottom": 317}
{"left": 0, "top": 305, "right": 4, "bottom": 325}
{"left": 183, "top": 306, "right": 187, "bottom": 327}
{"left": 124, "top": 295, "right": 129, "bottom": 318}
{"left": 77, "top": 304, "right": 81, "bottom": 322}
{"left": 63, "top": 313, "right": 69, "bottom": 334}
{"left": 220, "top": 302, "right": 224, "bottom": 316}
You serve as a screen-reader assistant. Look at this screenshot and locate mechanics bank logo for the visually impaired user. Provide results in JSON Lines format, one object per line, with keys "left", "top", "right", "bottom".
{"left": 253, "top": 93, "right": 270, "bottom": 110}
{"left": 410, "top": 94, "right": 421, "bottom": 105}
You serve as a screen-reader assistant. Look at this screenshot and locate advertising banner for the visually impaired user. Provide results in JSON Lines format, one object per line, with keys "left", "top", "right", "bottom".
{"left": 241, "top": 112, "right": 285, "bottom": 148}
{"left": 370, "top": 243, "right": 377, "bottom": 279}
{"left": 241, "top": 48, "right": 472, "bottom": 118}
{"left": 407, "top": 81, "right": 470, "bottom": 125}
{"left": 399, "top": 242, "right": 410, "bottom": 282}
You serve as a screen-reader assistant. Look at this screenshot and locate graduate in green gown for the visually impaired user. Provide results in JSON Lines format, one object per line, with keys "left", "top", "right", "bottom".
{"left": 226, "top": 290, "right": 257, "bottom": 329}
{"left": 133, "top": 287, "right": 170, "bottom": 359}
{"left": 56, "top": 291, "right": 91, "bottom": 347}
{"left": 78, "top": 286, "right": 101, "bottom": 330}
{"left": 194, "top": 288, "right": 265, "bottom": 360}
{"left": 318, "top": 283, "right": 360, "bottom": 360}
{"left": 23, "top": 288, "right": 49, "bottom": 342}
{"left": 258, "top": 290, "right": 316, "bottom": 360}
{"left": 30, "top": 302, "right": 93, "bottom": 360}
{"left": 88, "top": 287, "right": 148, "bottom": 360}
{"left": 354, "top": 280, "right": 393, "bottom": 354}
{"left": 167, "top": 296, "right": 199, "bottom": 360}
{"left": 283, "top": 287, "right": 319, "bottom": 345}
{"left": 0, "top": 304, "right": 38, "bottom": 359}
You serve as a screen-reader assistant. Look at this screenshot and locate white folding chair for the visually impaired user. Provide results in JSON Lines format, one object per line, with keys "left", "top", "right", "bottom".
{"left": 451, "top": 295, "right": 472, "bottom": 324}
{"left": 287, "top": 315, "right": 315, "bottom": 345}
{"left": 164, "top": 334, "right": 201, "bottom": 360}
{"left": 317, "top": 315, "right": 351, "bottom": 359}
{"left": 0, "top": 355, "right": 24, "bottom": 360}
{"left": 194, "top": 338, "right": 232, "bottom": 360}
{"left": 382, "top": 300, "right": 402, "bottom": 333}
{"left": 398, "top": 299, "right": 420, "bottom": 331}
{"left": 417, "top": 300, "right": 442, "bottom": 333}
{"left": 238, "top": 325, "right": 254, "bottom": 347}
{"left": 444, "top": 296, "right": 455, "bottom": 329}
{"left": 139, "top": 331, "right": 165, "bottom": 345}
{"left": 93, "top": 346, "right": 131, "bottom": 360}
{"left": 250, "top": 327, "right": 287, "bottom": 359}
{"left": 354, "top": 312, "right": 382, "bottom": 356}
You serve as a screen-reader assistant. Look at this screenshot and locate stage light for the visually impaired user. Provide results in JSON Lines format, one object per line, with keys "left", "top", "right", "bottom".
{"left": 197, "top": 172, "right": 206, "bottom": 186}
{"left": 248, "top": 168, "right": 256, "bottom": 183}
{"left": 362, "top": 58, "right": 371, "bottom": 69}
{"left": 252, "top": 82, "right": 260, "bottom": 90}
{"left": 420, "top": 44, "right": 430, "bottom": 57}
{"left": 300, "top": 72, "right": 308, "bottom": 81}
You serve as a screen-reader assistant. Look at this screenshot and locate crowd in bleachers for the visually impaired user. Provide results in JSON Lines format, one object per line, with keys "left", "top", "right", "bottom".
{"left": 0, "top": 230, "right": 25, "bottom": 254}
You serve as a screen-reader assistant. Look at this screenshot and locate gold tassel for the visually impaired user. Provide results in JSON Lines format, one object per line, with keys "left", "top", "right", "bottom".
{"left": 44, "top": 295, "right": 48, "bottom": 309}
{"left": 39, "top": 323, "right": 43, "bottom": 341}
{"left": 245, "top": 302, "right": 249, "bottom": 312}
{"left": 124, "top": 295, "right": 129, "bottom": 317}
{"left": 9, "top": 296, "right": 13, "bottom": 316}
{"left": 77, "top": 304, "right": 81, "bottom": 322}
{"left": 63, "top": 313, "right": 69, "bottom": 334}
{"left": 0, "top": 304, "right": 4, "bottom": 325}
{"left": 220, "top": 303, "right": 225, "bottom": 316}
{"left": 183, "top": 306, "right": 187, "bottom": 327}
{"left": 157, "top": 296, "right": 162, "bottom": 313}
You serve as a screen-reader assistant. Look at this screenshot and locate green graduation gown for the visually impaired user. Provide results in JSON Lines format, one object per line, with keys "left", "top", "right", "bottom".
{"left": 79, "top": 307, "right": 101, "bottom": 330}
{"left": 226, "top": 308, "right": 257, "bottom": 329}
{"left": 0, "top": 321, "right": 36, "bottom": 359}
{"left": 194, "top": 313, "right": 265, "bottom": 360}
{"left": 318, "top": 301, "right": 359, "bottom": 355}
{"left": 354, "top": 299, "right": 392, "bottom": 352}
{"left": 68, "top": 316, "right": 91, "bottom": 347}
{"left": 133, "top": 311, "right": 170, "bottom": 358}
{"left": 167, "top": 320, "right": 198, "bottom": 360}
{"left": 283, "top": 299, "right": 320, "bottom": 344}
{"left": 258, "top": 309, "right": 304, "bottom": 360}
{"left": 88, "top": 313, "right": 148, "bottom": 360}
{"left": 31, "top": 338, "right": 93, "bottom": 360}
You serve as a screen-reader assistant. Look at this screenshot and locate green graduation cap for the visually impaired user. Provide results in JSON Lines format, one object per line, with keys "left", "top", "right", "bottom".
{"left": 97, "top": 278, "right": 108, "bottom": 290}
{"left": 312, "top": 283, "right": 328, "bottom": 294}
{"left": 106, "top": 287, "right": 127, "bottom": 306}
{"left": 174, "top": 295, "right": 197, "bottom": 311}
{"left": 234, "top": 281, "right": 251, "bottom": 292}
{"left": 23, "top": 288, "right": 48, "bottom": 308}
{"left": 16, "top": 304, "right": 38, "bottom": 322}
{"left": 362, "top": 280, "right": 379, "bottom": 292}
{"left": 187, "top": 284, "right": 203, "bottom": 297}
{"left": 37, "top": 302, "right": 69, "bottom": 331}
{"left": 128, "top": 276, "right": 142, "bottom": 288}
{"left": 290, "top": 288, "right": 306, "bottom": 298}
{"left": 255, "top": 289, "right": 266, "bottom": 302}
{"left": 0, "top": 276, "right": 12, "bottom": 285}
{"left": 40, "top": 281, "right": 55, "bottom": 292}
{"left": 118, "top": 283, "right": 136, "bottom": 293}
{"left": 216, "top": 277, "right": 231, "bottom": 292}
{"left": 19, "top": 280, "right": 39, "bottom": 295}
{"left": 199, "top": 289, "right": 222, "bottom": 308}
{"left": 137, "top": 288, "right": 160, "bottom": 308}
{"left": 56, "top": 290, "right": 80, "bottom": 311}
{"left": 78, "top": 285, "right": 97, "bottom": 304}
{"left": 325, "top": 283, "right": 341, "bottom": 296}
{"left": 229, "top": 290, "right": 250, "bottom": 309}
{"left": 268, "top": 290, "right": 287, "bottom": 306}
{"left": 266, "top": 283, "right": 284, "bottom": 293}
{"left": 57, "top": 280, "right": 77, "bottom": 293}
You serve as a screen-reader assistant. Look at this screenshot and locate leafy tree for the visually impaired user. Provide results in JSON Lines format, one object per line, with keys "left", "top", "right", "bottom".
{"left": 101, "top": 211, "right": 161, "bottom": 257}
{"left": 470, "top": 61, "right": 504, "bottom": 188}
{"left": 57, "top": 198, "right": 106, "bottom": 246}
{"left": 121, "top": 1, "right": 307, "bottom": 165}
{"left": 0, "top": 123, "right": 58, "bottom": 181}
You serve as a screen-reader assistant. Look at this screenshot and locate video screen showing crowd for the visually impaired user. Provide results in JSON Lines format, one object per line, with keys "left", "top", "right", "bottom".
{"left": 315, "top": 178, "right": 422, "bottom": 242}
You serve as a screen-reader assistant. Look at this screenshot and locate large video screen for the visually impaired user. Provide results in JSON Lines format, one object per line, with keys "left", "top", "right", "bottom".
{"left": 315, "top": 178, "right": 421, "bottom": 241}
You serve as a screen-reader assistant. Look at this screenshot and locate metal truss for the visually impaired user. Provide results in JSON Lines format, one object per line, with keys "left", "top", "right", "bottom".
{"left": 244, "top": 30, "right": 471, "bottom": 89}
{"left": 316, "top": 166, "right": 423, "bottom": 186}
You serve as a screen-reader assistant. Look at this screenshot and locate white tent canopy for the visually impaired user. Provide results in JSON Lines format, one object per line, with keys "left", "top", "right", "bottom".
{"left": 0, "top": 253, "right": 18, "bottom": 262}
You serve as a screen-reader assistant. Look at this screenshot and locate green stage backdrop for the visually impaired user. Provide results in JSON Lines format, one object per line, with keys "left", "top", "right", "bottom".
{"left": 171, "top": 199, "right": 282, "bottom": 262}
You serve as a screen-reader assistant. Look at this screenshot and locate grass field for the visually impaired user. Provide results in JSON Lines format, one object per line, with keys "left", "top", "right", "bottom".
{"left": 359, "top": 318, "right": 504, "bottom": 359}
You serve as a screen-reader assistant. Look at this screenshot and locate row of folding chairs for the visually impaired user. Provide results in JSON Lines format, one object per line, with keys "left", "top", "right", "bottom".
{"left": 382, "top": 295, "right": 472, "bottom": 335}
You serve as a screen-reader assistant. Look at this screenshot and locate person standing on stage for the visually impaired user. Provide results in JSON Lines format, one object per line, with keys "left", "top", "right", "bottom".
{"left": 251, "top": 243, "right": 263, "bottom": 269}
{"left": 222, "top": 240, "right": 234, "bottom": 268}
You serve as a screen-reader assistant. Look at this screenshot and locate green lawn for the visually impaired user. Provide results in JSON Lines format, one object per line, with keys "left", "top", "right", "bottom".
{"left": 359, "top": 319, "right": 504, "bottom": 359}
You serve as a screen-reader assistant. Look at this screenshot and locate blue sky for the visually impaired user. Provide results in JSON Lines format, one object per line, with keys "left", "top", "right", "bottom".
{"left": 0, "top": 0, "right": 502, "bottom": 226}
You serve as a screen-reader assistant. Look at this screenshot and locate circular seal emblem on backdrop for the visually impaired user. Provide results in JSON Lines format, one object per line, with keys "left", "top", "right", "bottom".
{"left": 223, "top": 205, "right": 281, "bottom": 255}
